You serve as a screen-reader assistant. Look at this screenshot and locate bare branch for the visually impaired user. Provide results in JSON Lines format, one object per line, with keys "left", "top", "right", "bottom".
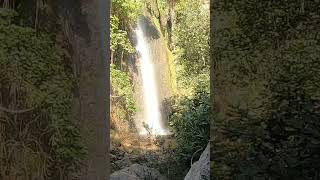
{"left": 0, "top": 105, "right": 34, "bottom": 114}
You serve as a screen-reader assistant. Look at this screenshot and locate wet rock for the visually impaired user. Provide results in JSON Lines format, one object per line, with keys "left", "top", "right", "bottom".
{"left": 110, "top": 164, "right": 167, "bottom": 180}
{"left": 129, "top": 153, "right": 146, "bottom": 164}
{"left": 184, "top": 143, "right": 210, "bottom": 180}
{"left": 115, "top": 156, "right": 133, "bottom": 169}
{"left": 111, "top": 146, "right": 125, "bottom": 159}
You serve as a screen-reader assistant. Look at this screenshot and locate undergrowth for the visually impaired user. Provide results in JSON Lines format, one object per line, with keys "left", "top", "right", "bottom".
{"left": 0, "top": 8, "right": 85, "bottom": 179}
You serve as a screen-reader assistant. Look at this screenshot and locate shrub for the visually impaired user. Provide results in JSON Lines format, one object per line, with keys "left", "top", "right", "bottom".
{"left": 169, "top": 90, "right": 210, "bottom": 164}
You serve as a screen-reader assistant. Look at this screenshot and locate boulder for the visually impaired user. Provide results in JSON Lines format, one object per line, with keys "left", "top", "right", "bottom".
{"left": 184, "top": 143, "right": 210, "bottom": 180}
{"left": 110, "top": 164, "right": 167, "bottom": 180}
{"left": 114, "top": 156, "right": 133, "bottom": 169}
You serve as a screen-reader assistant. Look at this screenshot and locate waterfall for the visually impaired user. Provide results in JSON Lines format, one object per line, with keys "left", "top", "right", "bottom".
{"left": 135, "top": 20, "right": 169, "bottom": 136}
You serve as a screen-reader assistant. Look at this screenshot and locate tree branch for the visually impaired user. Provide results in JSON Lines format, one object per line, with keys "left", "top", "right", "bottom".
{"left": 0, "top": 105, "right": 34, "bottom": 114}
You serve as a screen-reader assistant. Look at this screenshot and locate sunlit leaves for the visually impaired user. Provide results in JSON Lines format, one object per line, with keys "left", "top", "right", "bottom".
{"left": 110, "top": 0, "right": 143, "bottom": 57}
{"left": 174, "top": 0, "right": 210, "bottom": 75}
{"left": 169, "top": 91, "right": 210, "bottom": 164}
{"left": 111, "top": 0, "right": 142, "bottom": 23}
{"left": 110, "top": 64, "right": 137, "bottom": 113}
{"left": 110, "top": 15, "right": 135, "bottom": 53}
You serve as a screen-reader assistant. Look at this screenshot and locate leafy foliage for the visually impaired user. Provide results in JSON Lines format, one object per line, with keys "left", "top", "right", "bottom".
{"left": 0, "top": 8, "right": 85, "bottom": 177}
{"left": 110, "top": 63, "right": 137, "bottom": 113}
{"left": 162, "top": 0, "right": 211, "bottom": 173}
{"left": 111, "top": 0, "right": 142, "bottom": 23}
{"left": 212, "top": 1, "right": 320, "bottom": 179}
{"left": 110, "top": 15, "right": 135, "bottom": 53}
{"left": 0, "top": 8, "right": 17, "bottom": 25}
{"left": 169, "top": 90, "right": 210, "bottom": 164}
{"left": 110, "top": 0, "right": 143, "bottom": 60}
{"left": 172, "top": 0, "right": 210, "bottom": 96}
{"left": 174, "top": 0, "right": 210, "bottom": 75}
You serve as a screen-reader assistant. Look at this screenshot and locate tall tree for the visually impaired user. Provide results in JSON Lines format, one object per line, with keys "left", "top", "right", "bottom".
{"left": 56, "top": 0, "right": 109, "bottom": 179}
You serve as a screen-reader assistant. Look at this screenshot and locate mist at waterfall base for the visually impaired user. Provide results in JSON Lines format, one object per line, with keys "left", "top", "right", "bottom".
{"left": 134, "top": 21, "right": 171, "bottom": 136}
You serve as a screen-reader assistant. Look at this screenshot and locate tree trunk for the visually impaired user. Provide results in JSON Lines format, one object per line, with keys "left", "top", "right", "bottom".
{"left": 120, "top": 49, "right": 124, "bottom": 70}
{"left": 58, "top": 0, "right": 109, "bottom": 179}
{"left": 167, "top": 0, "right": 176, "bottom": 49}
{"left": 111, "top": 50, "right": 114, "bottom": 64}
{"left": 155, "top": 0, "right": 164, "bottom": 29}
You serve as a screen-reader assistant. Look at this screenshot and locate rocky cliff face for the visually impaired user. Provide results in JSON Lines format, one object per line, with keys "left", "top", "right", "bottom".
{"left": 128, "top": 15, "right": 175, "bottom": 132}
{"left": 184, "top": 143, "right": 210, "bottom": 180}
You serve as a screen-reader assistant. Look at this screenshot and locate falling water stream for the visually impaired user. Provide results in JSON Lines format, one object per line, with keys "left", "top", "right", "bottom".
{"left": 135, "top": 20, "right": 169, "bottom": 136}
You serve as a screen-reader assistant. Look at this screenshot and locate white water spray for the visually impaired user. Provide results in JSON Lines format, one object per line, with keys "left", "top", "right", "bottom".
{"left": 135, "top": 22, "right": 169, "bottom": 135}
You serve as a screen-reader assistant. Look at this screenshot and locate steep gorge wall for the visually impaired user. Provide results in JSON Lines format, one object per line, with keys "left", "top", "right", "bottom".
{"left": 127, "top": 13, "right": 176, "bottom": 132}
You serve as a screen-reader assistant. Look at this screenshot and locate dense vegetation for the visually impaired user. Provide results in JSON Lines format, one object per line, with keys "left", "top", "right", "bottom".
{"left": 110, "top": 0, "right": 142, "bottom": 66}
{"left": 0, "top": 7, "right": 85, "bottom": 179}
{"left": 212, "top": 1, "right": 320, "bottom": 179}
{"left": 169, "top": 0, "right": 210, "bottom": 167}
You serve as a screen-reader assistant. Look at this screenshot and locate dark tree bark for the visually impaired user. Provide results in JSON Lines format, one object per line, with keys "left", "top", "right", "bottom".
{"left": 76, "top": 1, "right": 109, "bottom": 179}
{"left": 57, "top": 0, "right": 109, "bottom": 179}
{"left": 120, "top": 49, "right": 124, "bottom": 70}
{"left": 111, "top": 50, "right": 114, "bottom": 64}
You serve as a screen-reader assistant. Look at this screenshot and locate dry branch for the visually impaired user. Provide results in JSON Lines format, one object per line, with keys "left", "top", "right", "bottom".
{"left": 0, "top": 105, "right": 34, "bottom": 114}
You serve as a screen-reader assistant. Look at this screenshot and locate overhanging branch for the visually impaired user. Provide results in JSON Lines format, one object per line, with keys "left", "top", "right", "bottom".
{"left": 0, "top": 105, "right": 34, "bottom": 114}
